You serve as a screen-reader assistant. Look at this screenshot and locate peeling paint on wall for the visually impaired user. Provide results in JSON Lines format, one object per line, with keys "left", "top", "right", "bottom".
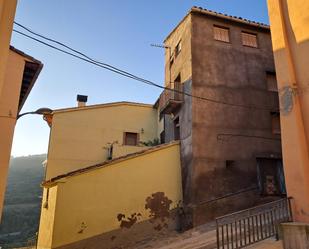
{"left": 117, "top": 213, "right": 142, "bottom": 229}
{"left": 280, "top": 86, "right": 294, "bottom": 115}
{"left": 145, "top": 192, "right": 173, "bottom": 230}
{"left": 77, "top": 222, "right": 87, "bottom": 234}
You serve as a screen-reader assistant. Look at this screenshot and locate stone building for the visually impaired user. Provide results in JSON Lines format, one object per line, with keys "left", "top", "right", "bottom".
{"left": 157, "top": 7, "right": 284, "bottom": 227}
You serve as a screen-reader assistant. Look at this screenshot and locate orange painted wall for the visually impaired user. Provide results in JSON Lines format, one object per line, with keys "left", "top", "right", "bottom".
{"left": 267, "top": 0, "right": 309, "bottom": 222}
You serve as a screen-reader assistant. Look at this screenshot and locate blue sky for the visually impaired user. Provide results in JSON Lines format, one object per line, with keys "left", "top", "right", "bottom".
{"left": 11, "top": 0, "right": 270, "bottom": 156}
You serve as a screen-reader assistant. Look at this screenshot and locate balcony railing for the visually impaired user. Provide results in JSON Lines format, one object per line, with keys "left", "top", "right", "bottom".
{"left": 159, "top": 82, "right": 184, "bottom": 114}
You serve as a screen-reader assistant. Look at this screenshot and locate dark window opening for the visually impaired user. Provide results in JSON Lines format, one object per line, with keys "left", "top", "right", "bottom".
{"left": 174, "top": 117, "right": 180, "bottom": 141}
{"left": 175, "top": 40, "right": 182, "bottom": 57}
{"left": 170, "top": 56, "right": 174, "bottom": 68}
{"left": 160, "top": 131, "right": 165, "bottom": 144}
{"left": 124, "top": 132, "right": 138, "bottom": 146}
{"left": 174, "top": 74, "right": 181, "bottom": 84}
{"left": 226, "top": 160, "right": 235, "bottom": 168}
{"left": 271, "top": 112, "right": 281, "bottom": 134}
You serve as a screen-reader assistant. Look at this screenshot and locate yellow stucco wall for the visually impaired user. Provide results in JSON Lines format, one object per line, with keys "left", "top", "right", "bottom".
{"left": 267, "top": 0, "right": 309, "bottom": 222}
{"left": 0, "top": 50, "right": 27, "bottom": 219}
{"left": 38, "top": 142, "right": 182, "bottom": 249}
{"left": 46, "top": 103, "right": 159, "bottom": 180}
{"left": 37, "top": 186, "right": 58, "bottom": 249}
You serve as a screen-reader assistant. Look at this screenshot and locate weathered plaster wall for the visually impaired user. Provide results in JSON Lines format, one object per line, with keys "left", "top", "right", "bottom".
{"left": 190, "top": 13, "right": 282, "bottom": 223}
{"left": 37, "top": 143, "right": 182, "bottom": 249}
{"left": 46, "top": 103, "right": 158, "bottom": 180}
{"left": 37, "top": 186, "right": 58, "bottom": 249}
{"left": 164, "top": 14, "right": 192, "bottom": 85}
{"left": 163, "top": 15, "right": 194, "bottom": 225}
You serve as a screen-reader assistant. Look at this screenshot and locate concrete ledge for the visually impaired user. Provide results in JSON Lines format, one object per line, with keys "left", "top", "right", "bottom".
{"left": 280, "top": 222, "right": 309, "bottom": 249}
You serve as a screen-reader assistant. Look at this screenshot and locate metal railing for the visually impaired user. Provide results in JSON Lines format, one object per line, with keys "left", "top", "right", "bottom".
{"left": 216, "top": 197, "right": 292, "bottom": 249}
{"left": 159, "top": 82, "right": 183, "bottom": 112}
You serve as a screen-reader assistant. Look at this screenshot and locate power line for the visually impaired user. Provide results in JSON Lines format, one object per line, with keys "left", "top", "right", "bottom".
{"left": 13, "top": 23, "right": 275, "bottom": 111}
{"left": 14, "top": 21, "right": 158, "bottom": 85}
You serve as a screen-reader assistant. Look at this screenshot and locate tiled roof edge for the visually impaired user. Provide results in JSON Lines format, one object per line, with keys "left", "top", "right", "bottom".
{"left": 42, "top": 141, "right": 180, "bottom": 186}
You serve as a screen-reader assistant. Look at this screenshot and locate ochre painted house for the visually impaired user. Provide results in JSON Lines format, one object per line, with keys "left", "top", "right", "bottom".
{"left": 37, "top": 101, "right": 182, "bottom": 249}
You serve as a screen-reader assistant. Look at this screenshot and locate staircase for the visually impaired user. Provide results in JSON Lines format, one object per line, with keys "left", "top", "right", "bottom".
{"left": 133, "top": 222, "right": 218, "bottom": 249}
{"left": 132, "top": 198, "right": 291, "bottom": 249}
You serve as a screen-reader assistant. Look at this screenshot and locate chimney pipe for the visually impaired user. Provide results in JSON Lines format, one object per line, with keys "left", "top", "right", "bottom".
{"left": 77, "top": 94, "right": 88, "bottom": 107}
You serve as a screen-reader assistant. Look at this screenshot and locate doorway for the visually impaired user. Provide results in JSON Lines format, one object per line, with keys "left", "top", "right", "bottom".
{"left": 257, "top": 158, "right": 286, "bottom": 196}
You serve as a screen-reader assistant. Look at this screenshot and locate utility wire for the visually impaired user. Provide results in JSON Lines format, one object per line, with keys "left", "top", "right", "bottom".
{"left": 13, "top": 23, "right": 275, "bottom": 111}
{"left": 14, "top": 21, "right": 157, "bottom": 84}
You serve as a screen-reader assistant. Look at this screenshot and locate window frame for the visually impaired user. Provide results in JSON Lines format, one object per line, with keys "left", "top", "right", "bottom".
{"left": 123, "top": 132, "right": 139, "bottom": 146}
{"left": 241, "top": 31, "right": 259, "bottom": 48}
{"left": 213, "top": 25, "right": 231, "bottom": 43}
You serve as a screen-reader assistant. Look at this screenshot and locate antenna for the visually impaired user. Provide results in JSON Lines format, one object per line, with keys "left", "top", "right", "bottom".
{"left": 150, "top": 44, "right": 171, "bottom": 49}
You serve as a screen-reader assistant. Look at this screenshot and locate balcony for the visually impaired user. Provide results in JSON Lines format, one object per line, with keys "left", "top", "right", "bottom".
{"left": 159, "top": 82, "right": 184, "bottom": 114}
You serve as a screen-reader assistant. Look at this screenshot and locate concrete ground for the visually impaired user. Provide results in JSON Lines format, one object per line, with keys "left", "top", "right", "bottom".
{"left": 246, "top": 239, "right": 283, "bottom": 249}
{"left": 133, "top": 221, "right": 283, "bottom": 249}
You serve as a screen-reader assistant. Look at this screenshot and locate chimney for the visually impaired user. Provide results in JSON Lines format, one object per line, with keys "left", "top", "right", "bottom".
{"left": 77, "top": 94, "right": 88, "bottom": 107}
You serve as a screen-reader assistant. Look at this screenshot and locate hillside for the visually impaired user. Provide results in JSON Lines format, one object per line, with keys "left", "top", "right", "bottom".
{"left": 0, "top": 154, "right": 46, "bottom": 248}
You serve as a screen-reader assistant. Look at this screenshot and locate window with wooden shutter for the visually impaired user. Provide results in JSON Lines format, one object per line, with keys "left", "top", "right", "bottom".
{"left": 213, "top": 26, "right": 230, "bottom": 43}
{"left": 242, "top": 32, "right": 258, "bottom": 48}
{"left": 124, "top": 132, "right": 138, "bottom": 146}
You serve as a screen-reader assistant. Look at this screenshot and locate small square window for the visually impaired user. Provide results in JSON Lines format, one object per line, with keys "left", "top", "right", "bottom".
{"left": 213, "top": 26, "right": 230, "bottom": 43}
{"left": 226, "top": 160, "right": 235, "bottom": 168}
{"left": 124, "top": 132, "right": 138, "bottom": 146}
{"left": 242, "top": 32, "right": 258, "bottom": 48}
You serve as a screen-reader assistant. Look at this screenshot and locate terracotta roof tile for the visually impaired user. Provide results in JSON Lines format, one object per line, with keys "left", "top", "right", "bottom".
{"left": 191, "top": 6, "right": 269, "bottom": 29}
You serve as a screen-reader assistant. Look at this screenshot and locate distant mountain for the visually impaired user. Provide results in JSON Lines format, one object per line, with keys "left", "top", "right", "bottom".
{"left": 0, "top": 154, "right": 46, "bottom": 248}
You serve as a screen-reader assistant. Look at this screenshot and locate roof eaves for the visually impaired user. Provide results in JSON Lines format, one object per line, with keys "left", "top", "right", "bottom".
{"left": 164, "top": 6, "right": 270, "bottom": 42}
{"left": 10, "top": 45, "right": 43, "bottom": 65}
{"left": 42, "top": 141, "right": 180, "bottom": 187}
{"left": 52, "top": 101, "right": 154, "bottom": 115}
{"left": 191, "top": 6, "right": 270, "bottom": 30}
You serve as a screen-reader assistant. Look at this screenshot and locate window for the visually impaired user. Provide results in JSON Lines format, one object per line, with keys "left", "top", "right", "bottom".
{"left": 242, "top": 32, "right": 258, "bottom": 48}
{"left": 174, "top": 74, "right": 181, "bottom": 84}
{"left": 124, "top": 132, "right": 138, "bottom": 146}
{"left": 175, "top": 40, "right": 182, "bottom": 57}
{"left": 173, "top": 117, "right": 180, "bottom": 140}
{"left": 169, "top": 56, "right": 174, "bottom": 68}
{"left": 213, "top": 26, "right": 230, "bottom": 43}
{"left": 226, "top": 160, "right": 235, "bottom": 168}
{"left": 160, "top": 131, "right": 165, "bottom": 144}
{"left": 266, "top": 72, "right": 278, "bottom": 92}
{"left": 271, "top": 112, "right": 281, "bottom": 134}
